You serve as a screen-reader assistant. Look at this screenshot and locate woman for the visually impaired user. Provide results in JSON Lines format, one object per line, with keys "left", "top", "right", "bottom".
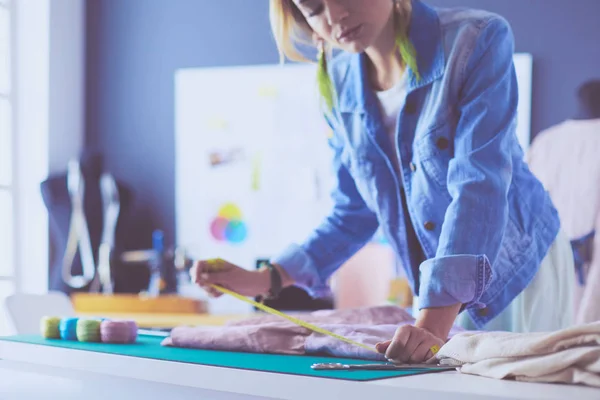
{"left": 192, "top": 0, "right": 575, "bottom": 363}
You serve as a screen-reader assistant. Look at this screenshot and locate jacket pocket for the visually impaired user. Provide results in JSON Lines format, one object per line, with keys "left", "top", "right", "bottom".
{"left": 498, "top": 212, "right": 534, "bottom": 268}
{"left": 341, "top": 150, "right": 379, "bottom": 210}
{"left": 415, "top": 124, "right": 454, "bottom": 189}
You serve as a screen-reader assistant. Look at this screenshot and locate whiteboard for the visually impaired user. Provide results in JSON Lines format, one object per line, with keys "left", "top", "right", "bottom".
{"left": 174, "top": 54, "right": 533, "bottom": 313}
{"left": 513, "top": 53, "right": 533, "bottom": 152}
{"left": 174, "top": 63, "right": 335, "bottom": 313}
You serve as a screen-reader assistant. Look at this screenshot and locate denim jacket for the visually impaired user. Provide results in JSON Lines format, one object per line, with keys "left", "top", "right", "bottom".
{"left": 272, "top": 0, "right": 560, "bottom": 329}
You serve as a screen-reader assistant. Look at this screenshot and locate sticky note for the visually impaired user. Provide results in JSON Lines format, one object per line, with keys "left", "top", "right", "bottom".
{"left": 251, "top": 153, "right": 261, "bottom": 191}
{"left": 206, "top": 117, "right": 228, "bottom": 131}
{"left": 258, "top": 85, "right": 278, "bottom": 98}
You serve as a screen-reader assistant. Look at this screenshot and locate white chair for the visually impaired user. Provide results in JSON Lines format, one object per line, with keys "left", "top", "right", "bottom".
{"left": 3, "top": 291, "right": 75, "bottom": 334}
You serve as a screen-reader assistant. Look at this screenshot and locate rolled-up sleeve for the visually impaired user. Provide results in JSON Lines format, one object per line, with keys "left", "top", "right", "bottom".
{"left": 271, "top": 117, "right": 380, "bottom": 298}
{"left": 418, "top": 16, "right": 517, "bottom": 310}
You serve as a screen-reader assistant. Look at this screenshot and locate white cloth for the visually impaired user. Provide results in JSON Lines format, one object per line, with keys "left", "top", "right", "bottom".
{"left": 412, "top": 229, "right": 575, "bottom": 332}
{"left": 436, "top": 322, "right": 600, "bottom": 387}
{"left": 375, "top": 71, "right": 408, "bottom": 174}
{"left": 454, "top": 229, "right": 574, "bottom": 333}
{"left": 527, "top": 118, "right": 600, "bottom": 324}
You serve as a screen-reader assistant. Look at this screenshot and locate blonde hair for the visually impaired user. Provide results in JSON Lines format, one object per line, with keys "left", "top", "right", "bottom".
{"left": 269, "top": 0, "right": 413, "bottom": 64}
{"left": 269, "top": 0, "right": 418, "bottom": 113}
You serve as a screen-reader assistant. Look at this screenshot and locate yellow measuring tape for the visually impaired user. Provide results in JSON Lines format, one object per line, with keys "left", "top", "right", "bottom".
{"left": 203, "top": 259, "right": 439, "bottom": 357}
{"left": 210, "top": 283, "right": 378, "bottom": 353}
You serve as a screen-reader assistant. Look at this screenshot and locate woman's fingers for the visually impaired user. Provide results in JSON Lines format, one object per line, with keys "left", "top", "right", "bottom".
{"left": 192, "top": 260, "right": 230, "bottom": 282}
{"left": 200, "top": 270, "right": 234, "bottom": 287}
{"left": 202, "top": 285, "right": 224, "bottom": 298}
{"left": 385, "top": 326, "right": 411, "bottom": 362}
{"left": 382, "top": 326, "right": 445, "bottom": 364}
{"left": 401, "top": 333, "right": 424, "bottom": 363}
{"left": 191, "top": 259, "right": 237, "bottom": 297}
{"left": 192, "top": 258, "right": 229, "bottom": 279}
{"left": 410, "top": 340, "right": 435, "bottom": 363}
{"left": 190, "top": 260, "right": 210, "bottom": 284}
{"left": 375, "top": 340, "right": 392, "bottom": 354}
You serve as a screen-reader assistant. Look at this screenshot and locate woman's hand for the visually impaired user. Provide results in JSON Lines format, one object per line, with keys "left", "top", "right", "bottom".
{"left": 375, "top": 325, "right": 445, "bottom": 364}
{"left": 376, "top": 304, "right": 461, "bottom": 363}
{"left": 190, "top": 258, "right": 270, "bottom": 298}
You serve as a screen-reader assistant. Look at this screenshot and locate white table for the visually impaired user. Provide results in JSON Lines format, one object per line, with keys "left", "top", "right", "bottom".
{"left": 1, "top": 339, "right": 598, "bottom": 400}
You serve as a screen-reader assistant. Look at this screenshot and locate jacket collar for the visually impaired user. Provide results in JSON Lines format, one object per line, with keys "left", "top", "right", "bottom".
{"left": 337, "top": 0, "right": 445, "bottom": 114}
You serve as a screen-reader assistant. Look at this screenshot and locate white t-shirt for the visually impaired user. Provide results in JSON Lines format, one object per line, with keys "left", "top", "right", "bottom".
{"left": 375, "top": 71, "right": 409, "bottom": 175}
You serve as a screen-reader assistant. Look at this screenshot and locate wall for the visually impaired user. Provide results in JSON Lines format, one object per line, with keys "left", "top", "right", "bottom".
{"left": 426, "top": 0, "right": 600, "bottom": 130}
{"left": 85, "top": 0, "right": 600, "bottom": 249}
{"left": 85, "top": 0, "right": 278, "bottom": 249}
{"left": 49, "top": 0, "right": 85, "bottom": 175}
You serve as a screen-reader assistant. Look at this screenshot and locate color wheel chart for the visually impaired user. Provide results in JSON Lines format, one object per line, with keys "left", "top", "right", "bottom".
{"left": 209, "top": 203, "right": 248, "bottom": 245}
{"left": 175, "top": 63, "right": 335, "bottom": 314}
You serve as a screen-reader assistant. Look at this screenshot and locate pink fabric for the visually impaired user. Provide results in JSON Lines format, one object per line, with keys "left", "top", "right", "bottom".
{"left": 163, "top": 323, "right": 307, "bottom": 355}
{"left": 162, "top": 305, "right": 464, "bottom": 360}
{"left": 527, "top": 119, "right": 600, "bottom": 324}
{"left": 225, "top": 305, "right": 412, "bottom": 326}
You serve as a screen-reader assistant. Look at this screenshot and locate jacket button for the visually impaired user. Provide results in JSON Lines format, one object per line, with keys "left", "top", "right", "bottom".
{"left": 424, "top": 221, "right": 435, "bottom": 231}
{"left": 409, "top": 162, "right": 417, "bottom": 172}
{"left": 477, "top": 307, "right": 489, "bottom": 317}
{"left": 405, "top": 102, "right": 416, "bottom": 115}
{"left": 436, "top": 137, "right": 449, "bottom": 150}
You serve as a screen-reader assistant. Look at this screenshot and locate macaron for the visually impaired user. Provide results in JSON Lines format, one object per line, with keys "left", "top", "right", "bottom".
{"left": 40, "top": 316, "right": 62, "bottom": 339}
{"left": 59, "top": 317, "right": 79, "bottom": 341}
{"left": 76, "top": 319, "right": 102, "bottom": 342}
{"left": 100, "top": 320, "right": 138, "bottom": 344}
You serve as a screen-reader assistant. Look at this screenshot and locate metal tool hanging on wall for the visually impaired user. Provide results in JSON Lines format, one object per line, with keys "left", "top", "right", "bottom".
{"left": 62, "top": 159, "right": 120, "bottom": 293}
{"left": 89, "top": 171, "right": 121, "bottom": 293}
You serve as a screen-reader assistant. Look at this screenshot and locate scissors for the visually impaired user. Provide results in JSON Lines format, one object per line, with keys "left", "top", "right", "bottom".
{"left": 311, "top": 362, "right": 454, "bottom": 371}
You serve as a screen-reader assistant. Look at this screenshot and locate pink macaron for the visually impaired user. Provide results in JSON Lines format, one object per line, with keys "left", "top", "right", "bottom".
{"left": 100, "top": 320, "right": 138, "bottom": 344}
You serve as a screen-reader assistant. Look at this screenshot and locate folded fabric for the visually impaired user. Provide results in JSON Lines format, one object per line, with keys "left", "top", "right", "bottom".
{"left": 162, "top": 323, "right": 308, "bottom": 355}
{"left": 436, "top": 322, "right": 600, "bottom": 387}
{"left": 161, "top": 305, "right": 464, "bottom": 361}
{"left": 225, "top": 305, "right": 414, "bottom": 327}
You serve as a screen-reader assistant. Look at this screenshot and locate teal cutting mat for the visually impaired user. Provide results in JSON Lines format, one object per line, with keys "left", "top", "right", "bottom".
{"left": 0, "top": 334, "right": 449, "bottom": 381}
